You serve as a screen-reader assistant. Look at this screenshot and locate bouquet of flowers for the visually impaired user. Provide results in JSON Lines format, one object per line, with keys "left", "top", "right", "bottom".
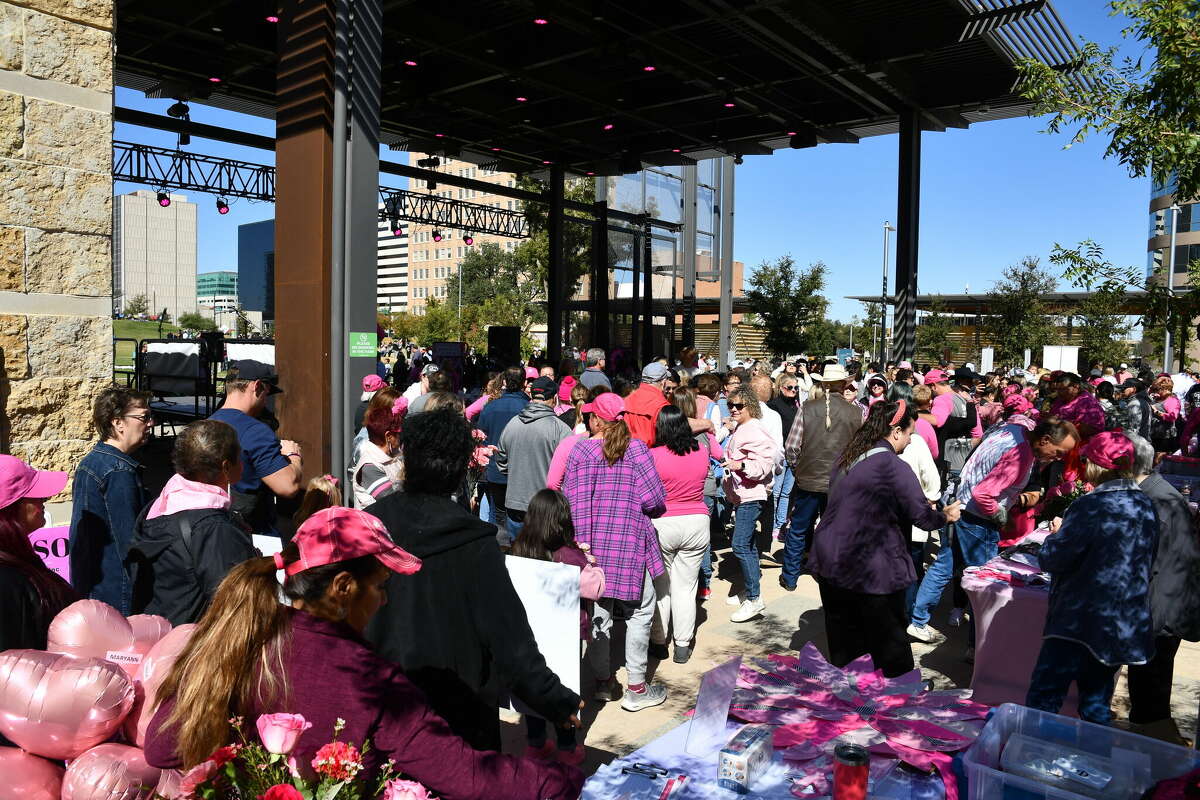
{"left": 177, "top": 713, "right": 436, "bottom": 800}
{"left": 469, "top": 429, "right": 496, "bottom": 472}
{"left": 1037, "top": 478, "right": 1093, "bottom": 523}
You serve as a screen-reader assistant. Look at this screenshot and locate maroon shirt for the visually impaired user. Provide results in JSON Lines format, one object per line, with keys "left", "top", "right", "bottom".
{"left": 144, "top": 609, "right": 582, "bottom": 800}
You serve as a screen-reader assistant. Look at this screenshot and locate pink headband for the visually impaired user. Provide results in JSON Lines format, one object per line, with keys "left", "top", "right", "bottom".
{"left": 889, "top": 399, "right": 907, "bottom": 427}
{"left": 273, "top": 552, "right": 286, "bottom": 569}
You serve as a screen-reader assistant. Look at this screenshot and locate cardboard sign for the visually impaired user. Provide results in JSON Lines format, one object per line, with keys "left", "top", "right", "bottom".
{"left": 29, "top": 525, "right": 70, "bottom": 582}
{"left": 504, "top": 555, "right": 581, "bottom": 715}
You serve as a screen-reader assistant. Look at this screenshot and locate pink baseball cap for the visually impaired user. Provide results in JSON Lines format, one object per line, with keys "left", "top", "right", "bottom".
{"left": 1080, "top": 431, "right": 1133, "bottom": 471}
{"left": 581, "top": 392, "right": 625, "bottom": 422}
{"left": 362, "top": 374, "right": 386, "bottom": 392}
{"left": 524, "top": 366, "right": 539, "bottom": 380}
{"left": 0, "top": 455, "right": 67, "bottom": 509}
{"left": 277, "top": 507, "right": 421, "bottom": 578}
{"left": 923, "top": 369, "right": 949, "bottom": 385}
{"left": 1002, "top": 394, "right": 1032, "bottom": 415}
{"left": 558, "top": 375, "right": 577, "bottom": 402}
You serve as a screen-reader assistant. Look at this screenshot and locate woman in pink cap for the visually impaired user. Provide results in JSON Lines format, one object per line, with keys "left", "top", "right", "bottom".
{"left": 145, "top": 506, "right": 582, "bottom": 799}
{"left": 0, "top": 455, "right": 77, "bottom": 651}
{"left": 1025, "top": 431, "right": 1158, "bottom": 725}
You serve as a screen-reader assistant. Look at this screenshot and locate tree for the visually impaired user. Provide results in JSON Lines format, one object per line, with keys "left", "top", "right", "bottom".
{"left": 1073, "top": 284, "right": 1135, "bottom": 368}
{"left": 986, "top": 257, "right": 1060, "bottom": 365}
{"left": 177, "top": 312, "right": 217, "bottom": 332}
{"left": 125, "top": 293, "right": 148, "bottom": 316}
{"left": 1050, "top": 239, "right": 1200, "bottom": 369}
{"left": 916, "top": 296, "right": 956, "bottom": 364}
{"left": 416, "top": 299, "right": 459, "bottom": 344}
{"left": 1015, "top": 1, "right": 1200, "bottom": 199}
{"left": 745, "top": 257, "right": 830, "bottom": 357}
{"left": 445, "top": 242, "right": 546, "bottom": 339}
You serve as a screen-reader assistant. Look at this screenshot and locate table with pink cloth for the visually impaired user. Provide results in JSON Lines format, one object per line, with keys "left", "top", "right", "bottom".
{"left": 962, "top": 538, "right": 1077, "bottom": 714}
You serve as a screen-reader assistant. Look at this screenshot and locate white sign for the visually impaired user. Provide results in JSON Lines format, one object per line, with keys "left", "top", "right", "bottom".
{"left": 1042, "top": 345, "right": 1080, "bottom": 374}
{"left": 685, "top": 656, "right": 742, "bottom": 755}
{"left": 504, "top": 555, "right": 581, "bottom": 715}
{"left": 980, "top": 347, "right": 994, "bottom": 375}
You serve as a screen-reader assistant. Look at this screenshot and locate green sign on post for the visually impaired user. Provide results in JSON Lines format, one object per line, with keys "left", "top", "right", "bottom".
{"left": 348, "top": 331, "right": 377, "bottom": 358}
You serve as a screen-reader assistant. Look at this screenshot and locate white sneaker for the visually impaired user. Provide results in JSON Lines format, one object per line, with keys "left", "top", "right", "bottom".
{"left": 948, "top": 607, "right": 967, "bottom": 627}
{"left": 725, "top": 592, "right": 746, "bottom": 606}
{"left": 906, "top": 623, "right": 939, "bottom": 643}
{"left": 620, "top": 682, "right": 668, "bottom": 712}
{"left": 731, "top": 598, "right": 766, "bottom": 622}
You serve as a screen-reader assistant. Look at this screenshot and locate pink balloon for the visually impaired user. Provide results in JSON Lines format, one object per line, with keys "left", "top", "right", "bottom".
{"left": 62, "top": 744, "right": 162, "bottom": 800}
{"left": 0, "top": 747, "right": 64, "bottom": 800}
{"left": 154, "top": 769, "right": 184, "bottom": 799}
{"left": 127, "top": 615, "right": 172, "bottom": 664}
{"left": 47, "top": 600, "right": 142, "bottom": 676}
{"left": 0, "top": 650, "right": 135, "bottom": 760}
{"left": 129, "top": 623, "right": 196, "bottom": 747}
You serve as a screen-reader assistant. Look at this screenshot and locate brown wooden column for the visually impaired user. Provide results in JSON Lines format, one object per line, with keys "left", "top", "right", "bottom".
{"left": 275, "top": 0, "right": 335, "bottom": 475}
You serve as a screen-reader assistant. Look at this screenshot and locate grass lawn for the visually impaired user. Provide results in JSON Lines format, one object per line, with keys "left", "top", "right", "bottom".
{"left": 112, "top": 319, "right": 180, "bottom": 367}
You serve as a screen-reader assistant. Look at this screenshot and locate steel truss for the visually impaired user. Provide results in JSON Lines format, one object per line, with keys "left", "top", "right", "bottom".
{"left": 379, "top": 189, "right": 527, "bottom": 239}
{"left": 113, "top": 141, "right": 530, "bottom": 238}
{"left": 113, "top": 141, "right": 274, "bottom": 201}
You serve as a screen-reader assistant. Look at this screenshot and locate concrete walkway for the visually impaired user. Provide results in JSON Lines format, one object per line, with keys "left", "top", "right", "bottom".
{"left": 500, "top": 537, "right": 1200, "bottom": 776}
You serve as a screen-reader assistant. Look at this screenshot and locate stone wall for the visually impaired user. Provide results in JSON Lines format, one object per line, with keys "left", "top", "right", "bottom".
{"left": 0, "top": 0, "right": 112, "bottom": 495}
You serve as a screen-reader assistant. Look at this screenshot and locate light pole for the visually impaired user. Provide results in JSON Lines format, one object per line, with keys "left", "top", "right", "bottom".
{"left": 850, "top": 315, "right": 857, "bottom": 352}
{"left": 457, "top": 263, "right": 463, "bottom": 341}
{"left": 1163, "top": 203, "right": 1181, "bottom": 372}
{"left": 882, "top": 221, "right": 896, "bottom": 363}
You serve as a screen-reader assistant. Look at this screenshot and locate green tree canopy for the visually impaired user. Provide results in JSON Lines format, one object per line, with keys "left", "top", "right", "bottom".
{"left": 745, "top": 257, "right": 830, "bottom": 357}
{"left": 986, "top": 257, "right": 1060, "bottom": 365}
{"left": 124, "top": 293, "right": 148, "bottom": 316}
{"left": 1016, "top": 0, "right": 1200, "bottom": 198}
{"left": 916, "top": 296, "right": 956, "bottom": 364}
{"left": 177, "top": 311, "right": 217, "bottom": 332}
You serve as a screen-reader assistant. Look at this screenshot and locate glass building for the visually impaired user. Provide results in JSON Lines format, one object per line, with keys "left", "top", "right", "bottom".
{"left": 196, "top": 270, "right": 238, "bottom": 298}
{"left": 238, "top": 219, "right": 275, "bottom": 324}
{"left": 1146, "top": 174, "right": 1200, "bottom": 283}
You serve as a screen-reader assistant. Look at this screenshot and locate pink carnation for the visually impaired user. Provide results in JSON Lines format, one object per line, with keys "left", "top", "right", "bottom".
{"left": 471, "top": 428, "right": 487, "bottom": 441}
{"left": 384, "top": 780, "right": 437, "bottom": 800}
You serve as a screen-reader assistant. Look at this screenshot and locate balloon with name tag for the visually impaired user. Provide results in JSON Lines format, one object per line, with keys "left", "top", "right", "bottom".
{"left": 46, "top": 601, "right": 172, "bottom": 679}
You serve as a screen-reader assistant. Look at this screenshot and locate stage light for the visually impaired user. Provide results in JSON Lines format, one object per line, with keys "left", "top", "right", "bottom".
{"left": 788, "top": 131, "right": 818, "bottom": 149}
{"left": 603, "top": 123, "right": 614, "bottom": 130}
{"left": 787, "top": 130, "right": 798, "bottom": 136}
{"left": 542, "top": 160, "right": 552, "bottom": 165}
{"left": 208, "top": 76, "right": 222, "bottom": 83}
{"left": 417, "top": 157, "right": 440, "bottom": 168}
{"left": 671, "top": 148, "right": 681, "bottom": 153}
{"left": 490, "top": 146, "right": 502, "bottom": 151}
{"left": 391, "top": 219, "right": 402, "bottom": 236}
{"left": 643, "top": 65, "right": 656, "bottom": 72}
{"left": 464, "top": 233, "right": 474, "bottom": 245}
{"left": 404, "top": 60, "right": 418, "bottom": 66}
{"left": 733, "top": 154, "right": 744, "bottom": 165}
{"left": 433, "top": 230, "right": 443, "bottom": 242}
{"left": 516, "top": 96, "right": 528, "bottom": 103}
{"left": 178, "top": 132, "right": 191, "bottom": 146}
{"left": 723, "top": 100, "right": 736, "bottom": 108}
{"left": 426, "top": 179, "right": 437, "bottom": 190}
{"left": 533, "top": 17, "right": 548, "bottom": 25}
{"left": 265, "top": 14, "right": 279, "bottom": 23}
{"left": 166, "top": 101, "right": 190, "bottom": 119}
{"left": 585, "top": 171, "right": 595, "bottom": 176}
{"left": 434, "top": 133, "right": 445, "bottom": 138}
{"left": 215, "top": 198, "right": 229, "bottom": 214}
{"left": 157, "top": 191, "right": 171, "bottom": 207}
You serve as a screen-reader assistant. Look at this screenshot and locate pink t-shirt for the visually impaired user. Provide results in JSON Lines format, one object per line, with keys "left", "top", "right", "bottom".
{"left": 650, "top": 445, "right": 711, "bottom": 517}
{"left": 916, "top": 417, "right": 939, "bottom": 460}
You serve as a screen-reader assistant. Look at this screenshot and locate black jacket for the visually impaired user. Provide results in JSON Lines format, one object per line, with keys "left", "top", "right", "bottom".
{"left": 768, "top": 395, "right": 798, "bottom": 443}
{"left": 1139, "top": 473, "right": 1200, "bottom": 641}
{"left": 127, "top": 508, "right": 258, "bottom": 625}
{"left": 366, "top": 492, "right": 580, "bottom": 752}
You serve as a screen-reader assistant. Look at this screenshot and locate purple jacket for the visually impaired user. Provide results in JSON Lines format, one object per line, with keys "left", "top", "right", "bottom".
{"left": 562, "top": 438, "right": 666, "bottom": 602}
{"left": 144, "top": 610, "right": 582, "bottom": 800}
{"left": 809, "top": 440, "right": 948, "bottom": 595}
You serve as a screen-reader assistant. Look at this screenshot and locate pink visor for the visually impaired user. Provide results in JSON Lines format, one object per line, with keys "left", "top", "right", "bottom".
{"left": 362, "top": 374, "right": 386, "bottom": 392}
{"left": 0, "top": 455, "right": 67, "bottom": 509}
{"left": 278, "top": 506, "right": 421, "bottom": 578}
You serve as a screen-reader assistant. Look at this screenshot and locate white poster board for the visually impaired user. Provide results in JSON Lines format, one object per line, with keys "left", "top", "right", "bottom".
{"left": 980, "top": 347, "right": 994, "bottom": 375}
{"left": 1023, "top": 348, "right": 1032, "bottom": 369}
{"left": 504, "top": 555, "right": 581, "bottom": 715}
{"left": 1042, "top": 345, "right": 1080, "bottom": 374}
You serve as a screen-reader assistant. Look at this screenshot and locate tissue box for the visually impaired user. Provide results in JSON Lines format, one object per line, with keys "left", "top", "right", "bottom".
{"left": 718, "top": 724, "right": 774, "bottom": 793}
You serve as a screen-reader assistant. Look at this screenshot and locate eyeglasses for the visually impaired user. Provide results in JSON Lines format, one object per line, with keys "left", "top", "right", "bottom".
{"left": 728, "top": 402, "right": 746, "bottom": 410}
{"left": 782, "top": 384, "right": 797, "bottom": 391}
{"left": 123, "top": 412, "right": 154, "bottom": 423}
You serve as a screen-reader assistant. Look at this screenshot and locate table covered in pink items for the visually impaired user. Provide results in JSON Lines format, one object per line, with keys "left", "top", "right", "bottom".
{"left": 962, "top": 538, "right": 1077, "bottom": 715}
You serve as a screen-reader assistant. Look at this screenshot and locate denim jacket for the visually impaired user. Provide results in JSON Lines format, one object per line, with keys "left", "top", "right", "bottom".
{"left": 69, "top": 442, "right": 147, "bottom": 615}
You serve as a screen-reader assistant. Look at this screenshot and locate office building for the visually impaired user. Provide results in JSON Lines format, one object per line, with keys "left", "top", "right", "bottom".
{"left": 238, "top": 219, "right": 275, "bottom": 325}
{"left": 1147, "top": 175, "right": 1200, "bottom": 284}
{"left": 197, "top": 270, "right": 238, "bottom": 298}
{"left": 377, "top": 205, "right": 409, "bottom": 312}
{"left": 112, "top": 189, "right": 198, "bottom": 320}
{"left": 404, "top": 154, "right": 524, "bottom": 314}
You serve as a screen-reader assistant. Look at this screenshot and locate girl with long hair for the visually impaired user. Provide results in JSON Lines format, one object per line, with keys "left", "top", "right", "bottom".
{"left": 144, "top": 507, "right": 582, "bottom": 799}
{"left": 808, "top": 400, "right": 960, "bottom": 677}
{"left": 0, "top": 456, "right": 77, "bottom": 651}
{"left": 560, "top": 392, "right": 668, "bottom": 712}
{"left": 511, "top": 489, "right": 603, "bottom": 765}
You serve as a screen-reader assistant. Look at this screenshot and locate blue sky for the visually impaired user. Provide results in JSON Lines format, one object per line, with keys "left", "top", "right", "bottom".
{"left": 114, "top": 0, "right": 1149, "bottom": 322}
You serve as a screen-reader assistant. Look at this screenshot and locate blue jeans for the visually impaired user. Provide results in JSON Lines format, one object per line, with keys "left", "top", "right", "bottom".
{"left": 771, "top": 467, "right": 795, "bottom": 531}
{"left": 910, "top": 516, "right": 999, "bottom": 628}
{"left": 904, "top": 540, "right": 927, "bottom": 619}
{"left": 1026, "top": 637, "right": 1119, "bottom": 725}
{"left": 700, "top": 495, "right": 718, "bottom": 587}
{"left": 731, "top": 501, "right": 765, "bottom": 600}
{"left": 781, "top": 490, "right": 827, "bottom": 588}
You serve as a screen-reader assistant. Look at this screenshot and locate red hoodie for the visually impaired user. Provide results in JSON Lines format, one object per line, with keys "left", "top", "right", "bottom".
{"left": 624, "top": 383, "right": 669, "bottom": 446}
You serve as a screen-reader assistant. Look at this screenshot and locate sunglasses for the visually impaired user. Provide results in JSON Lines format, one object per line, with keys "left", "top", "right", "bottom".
{"left": 728, "top": 402, "right": 746, "bottom": 410}
{"left": 782, "top": 384, "right": 797, "bottom": 391}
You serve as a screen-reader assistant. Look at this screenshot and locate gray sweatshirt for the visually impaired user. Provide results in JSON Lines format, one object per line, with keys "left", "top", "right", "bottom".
{"left": 496, "top": 402, "right": 572, "bottom": 512}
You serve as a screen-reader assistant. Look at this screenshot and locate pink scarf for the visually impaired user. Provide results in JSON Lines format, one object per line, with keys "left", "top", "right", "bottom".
{"left": 146, "top": 473, "right": 232, "bottom": 520}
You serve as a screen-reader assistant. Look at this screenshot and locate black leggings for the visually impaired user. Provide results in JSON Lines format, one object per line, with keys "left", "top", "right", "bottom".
{"left": 1127, "top": 635, "right": 1182, "bottom": 724}
{"left": 819, "top": 581, "right": 914, "bottom": 678}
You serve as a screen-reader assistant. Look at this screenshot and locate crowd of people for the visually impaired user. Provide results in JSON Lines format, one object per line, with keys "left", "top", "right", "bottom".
{"left": 0, "top": 344, "right": 1197, "bottom": 797}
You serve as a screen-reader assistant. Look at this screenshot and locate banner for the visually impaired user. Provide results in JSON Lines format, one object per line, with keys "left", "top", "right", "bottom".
{"left": 504, "top": 555, "right": 581, "bottom": 714}
{"left": 29, "top": 525, "right": 70, "bottom": 582}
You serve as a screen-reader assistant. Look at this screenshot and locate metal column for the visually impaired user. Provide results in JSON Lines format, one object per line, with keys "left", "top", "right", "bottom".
{"left": 894, "top": 109, "right": 922, "bottom": 362}
{"left": 275, "top": 0, "right": 336, "bottom": 475}
{"left": 681, "top": 163, "right": 698, "bottom": 351}
{"left": 631, "top": 225, "right": 640, "bottom": 357}
{"left": 591, "top": 199, "right": 609, "bottom": 349}
{"left": 641, "top": 219, "right": 654, "bottom": 364}
{"left": 337, "top": 0, "right": 381, "bottom": 476}
{"left": 717, "top": 157, "right": 735, "bottom": 370}
{"left": 547, "top": 165, "right": 565, "bottom": 364}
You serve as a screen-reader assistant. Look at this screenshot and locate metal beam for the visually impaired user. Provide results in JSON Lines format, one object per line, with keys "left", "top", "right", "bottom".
{"left": 894, "top": 109, "right": 922, "bottom": 362}
{"left": 718, "top": 156, "right": 735, "bottom": 370}
{"left": 380, "top": 189, "right": 528, "bottom": 238}
{"left": 113, "top": 141, "right": 274, "bottom": 200}
{"left": 961, "top": 0, "right": 1047, "bottom": 41}
{"left": 591, "top": 196, "right": 610, "bottom": 350}
{"left": 681, "top": 162, "right": 698, "bottom": 350}
{"left": 547, "top": 165, "right": 565, "bottom": 364}
{"left": 642, "top": 219, "right": 654, "bottom": 365}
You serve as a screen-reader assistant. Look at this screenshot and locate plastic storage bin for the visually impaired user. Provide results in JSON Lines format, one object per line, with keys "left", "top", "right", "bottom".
{"left": 962, "top": 704, "right": 1199, "bottom": 800}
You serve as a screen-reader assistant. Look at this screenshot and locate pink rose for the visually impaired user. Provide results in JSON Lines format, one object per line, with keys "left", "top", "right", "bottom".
{"left": 179, "top": 760, "right": 217, "bottom": 798}
{"left": 384, "top": 780, "right": 437, "bottom": 800}
{"left": 255, "top": 713, "right": 312, "bottom": 755}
